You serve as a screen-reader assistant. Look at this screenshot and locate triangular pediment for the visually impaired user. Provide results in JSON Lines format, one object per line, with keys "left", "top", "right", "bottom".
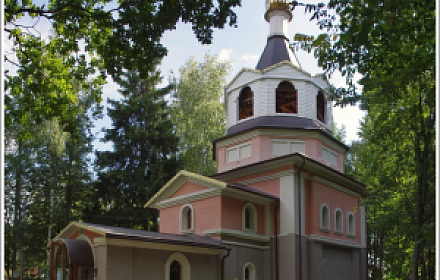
{"left": 145, "top": 170, "right": 227, "bottom": 209}
{"left": 50, "top": 222, "right": 106, "bottom": 245}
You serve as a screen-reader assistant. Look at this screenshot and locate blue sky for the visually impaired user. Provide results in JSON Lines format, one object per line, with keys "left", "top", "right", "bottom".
{"left": 95, "top": 0, "right": 365, "bottom": 153}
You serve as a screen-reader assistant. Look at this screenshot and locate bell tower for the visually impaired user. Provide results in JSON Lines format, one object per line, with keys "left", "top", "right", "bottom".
{"left": 213, "top": 0, "right": 348, "bottom": 174}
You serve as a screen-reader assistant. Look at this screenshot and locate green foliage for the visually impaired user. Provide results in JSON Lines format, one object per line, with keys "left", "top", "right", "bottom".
{"left": 171, "top": 54, "right": 231, "bottom": 175}
{"left": 292, "top": 0, "right": 435, "bottom": 107}
{"left": 4, "top": 0, "right": 242, "bottom": 135}
{"left": 293, "top": 0, "right": 435, "bottom": 278}
{"left": 346, "top": 74, "right": 435, "bottom": 279}
{"left": 4, "top": 91, "right": 98, "bottom": 278}
{"left": 88, "top": 71, "right": 180, "bottom": 230}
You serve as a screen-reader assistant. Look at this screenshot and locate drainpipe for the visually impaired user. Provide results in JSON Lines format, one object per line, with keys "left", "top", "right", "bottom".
{"left": 274, "top": 200, "right": 279, "bottom": 280}
{"left": 296, "top": 156, "right": 306, "bottom": 280}
{"left": 221, "top": 247, "right": 232, "bottom": 280}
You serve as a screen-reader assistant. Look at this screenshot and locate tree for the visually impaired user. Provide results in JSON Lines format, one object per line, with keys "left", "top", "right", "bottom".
{"left": 292, "top": 0, "right": 435, "bottom": 279}
{"left": 171, "top": 54, "right": 231, "bottom": 175}
{"left": 88, "top": 71, "right": 180, "bottom": 230}
{"left": 4, "top": 88, "right": 98, "bottom": 279}
{"left": 4, "top": 0, "right": 242, "bottom": 133}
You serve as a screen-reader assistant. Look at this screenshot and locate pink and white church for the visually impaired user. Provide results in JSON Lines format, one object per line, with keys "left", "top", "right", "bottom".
{"left": 49, "top": 1, "right": 368, "bottom": 280}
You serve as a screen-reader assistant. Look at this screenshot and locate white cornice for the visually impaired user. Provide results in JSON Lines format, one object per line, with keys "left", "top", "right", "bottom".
{"left": 154, "top": 189, "right": 222, "bottom": 209}
{"left": 221, "top": 240, "right": 269, "bottom": 250}
{"left": 154, "top": 186, "right": 275, "bottom": 210}
{"left": 204, "top": 228, "right": 270, "bottom": 242}
{"left": 308, "top": 234, "right": 361, "bottom": 249}
{"left": 93, "top": 237, "right": 221, "bottom": 255}
{"left": 145, "top": 170, "right": 227, "bottom": 208}
{"left": 313, "top": 176, "right": 361, "bottom": 198}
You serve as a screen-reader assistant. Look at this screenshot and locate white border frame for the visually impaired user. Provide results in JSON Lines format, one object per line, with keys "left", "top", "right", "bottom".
{"left": 242, "top": 262, "right": 256, "bottom": 280}
{"left": 347, "top": 212, "right": 355, "bottom": 238}
{"left": 334, "top": 208, "right": 343, "bottom": 235}
{"left": 320, "top": 204, "right": 330, "bottom": 232}
{"left": 179, "top": 204, "right": 194, "bottom": 233}
{"left": 242, "top": 202, "right": 258, "bottom": 233}
{"left": 226, "top": 141, "right": 252, "bottom": 162}
{"left": 164, "top": 252, "right": 191, "bottom": 280}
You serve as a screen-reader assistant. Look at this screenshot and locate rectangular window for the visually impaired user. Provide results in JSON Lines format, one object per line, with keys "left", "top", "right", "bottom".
{"left": 271, "top": 139, "right": 305, "bottom": 156}
{"left": 226, "top": 141, "right": 252, "bottom": 162}
{"left": 322, "top": 146, "right": 338, "bottom": 167}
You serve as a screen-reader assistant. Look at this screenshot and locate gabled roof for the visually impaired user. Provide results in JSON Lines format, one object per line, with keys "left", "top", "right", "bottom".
{"left": 52, "top": 221, "right": 226, "bottom": 250}
{"left": 145, "top": 170, "right": 278, "bottom": 209}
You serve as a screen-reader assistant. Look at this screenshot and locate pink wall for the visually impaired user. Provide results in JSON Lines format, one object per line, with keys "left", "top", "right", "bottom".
{"left": 170, "top": 182, "right": 207, "bottom": 198}
{"left": 247, "top": 178, "right": 280, "bottom": 196}
{"left": 221, "top": 196, "right": 265, "bottom": 235}
{"left": 216, "top": 137, "right": 261, "bottom": 173}
{"left": 159, "top": 196, "right": 222, "bottom": 235}
{"left": 308, "top": 180, "right": 360, "bottom": 243}
{"left": 216, "top": 134, "right": 345, "bottom": 173}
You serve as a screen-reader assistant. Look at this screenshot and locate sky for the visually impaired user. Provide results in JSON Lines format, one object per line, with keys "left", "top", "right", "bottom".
{"left": 95, "top": 0, "right": 365, "bottom": 153}
{"left": 3, "top": 0, "right": 365, "bottom": 153}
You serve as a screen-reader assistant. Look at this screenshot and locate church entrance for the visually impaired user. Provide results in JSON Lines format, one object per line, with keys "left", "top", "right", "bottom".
{"left": 49, "top": 239, "right": 94, "bottom": 280}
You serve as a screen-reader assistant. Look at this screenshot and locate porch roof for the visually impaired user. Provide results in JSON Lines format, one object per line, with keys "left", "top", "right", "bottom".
{"left": 78, "top": 222, "right": 227, "bottom": 250}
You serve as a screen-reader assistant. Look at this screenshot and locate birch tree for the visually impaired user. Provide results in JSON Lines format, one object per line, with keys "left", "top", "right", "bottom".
{"left": 171, "top": 54, "right": 231, "bottom": 175}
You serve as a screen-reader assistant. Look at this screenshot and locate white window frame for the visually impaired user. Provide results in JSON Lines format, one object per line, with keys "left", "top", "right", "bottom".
{"left": 320, "top": 204, "right": 330, "bottom": 232}
{"left": 242, "top": 202, "right": 257, "bottom": 232}
{"left": 270, "top": 139, "right": 305, "bottom": 156}
{"left": 179, "top": 204, "right": 194, "bottom": 233}
{"left": 165, "top": 252, "right": 190, "bottom": 280}
{"left": 347, "top": 212, "right": 355, "bottom": 237}
{"left": 243, "top": 262, "right": 256, "bottom": 280}
{"left": 322, "top": 146, "right": 338, "bottom": 167}
{"left": 226, "top": 141, "right": 252, "bottom": 162}
{"left": 334, "top": 208, "right": 343, "bottom": 235}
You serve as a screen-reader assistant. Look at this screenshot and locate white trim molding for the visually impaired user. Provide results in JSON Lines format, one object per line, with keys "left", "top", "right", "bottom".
{"left": 334, "top": 208, "right": 343, "bottom": 235}
{"left": 179, "top": 204, "right": 194, "bottom": 234}
{"left": 308, "top": 235, "right": 361, "bottom": 249}
{"left": 347, "top": 212, "right": 355, "bottom": 238}
{"left": 242, "top": 202, "right": 258, "bottom": 232}
{"left": 313, "top": 176, "right": 362, "bottom": 198}
{"left": 221, "top": 240, "right": 269, "bottom": 250}
{"left": 203, "top": 228, "right": 269, "bottom": 242}
{"left": 320, "top": 204, "right": 330, "bottom": 232}
{"left": 243, "top": 262, "right": 256, "bottom": 280}
{"left": 165, "top": 252, "right": 190, "bottom": 280}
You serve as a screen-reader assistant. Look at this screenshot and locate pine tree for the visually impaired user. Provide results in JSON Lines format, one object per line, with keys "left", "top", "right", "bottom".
{"left": 90, "top": 71, "right": 180, "bottom": 230}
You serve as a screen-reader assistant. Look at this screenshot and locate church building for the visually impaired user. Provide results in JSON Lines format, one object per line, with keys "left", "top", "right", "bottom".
{"left": 49, "top": 1, "right": 367, "bottom": 280}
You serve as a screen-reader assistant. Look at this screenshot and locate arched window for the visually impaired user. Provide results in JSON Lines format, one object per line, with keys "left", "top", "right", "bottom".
{"left": 242, "top": 202, "right": 257, "bottom": 232}
{"left": 335, "top": 208, "right": 343, "bottom": 234}
{"left": 317, "top": 91, "right": 326, "bottom": 123}
{"left": 170, "top": 261, "right": 181, "bottom": 280}
{"left": 347, "top": 212, "right": 355, "bottom": 237}
{"left": 165, "top": 253, "right": 190, "bottom": 280}
{"left": 276, "top": 81, "right": 297, "bottom": 114}
{"left": 320, "top": 204, "right": 330, "bottom": 232}
{"left": 243, "top": 263, "right": 256, "bottom": 280}
{"left": 180, "top": 204, "right": 194, "bottom": 233}
{"left": 239, "top": 87, "right": 254, "bottom": 120}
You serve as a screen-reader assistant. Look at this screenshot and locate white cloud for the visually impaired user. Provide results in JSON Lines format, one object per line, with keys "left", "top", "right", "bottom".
{"left": 241, "top": 54, "right": 259, "bottom": 62}
{"left": 218, "top": 49, "right": 233, "bottom": 61}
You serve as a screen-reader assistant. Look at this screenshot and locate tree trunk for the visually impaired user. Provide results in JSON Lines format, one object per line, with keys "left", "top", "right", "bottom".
{"left": 13, "top": 139, "right": 23, "bottom": 280}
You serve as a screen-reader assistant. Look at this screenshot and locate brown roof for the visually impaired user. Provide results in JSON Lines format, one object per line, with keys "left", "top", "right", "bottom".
{"left": 79, "top": 223, "right": 226, "bottom": 249}
{"left": 225, "top": 115, "right": 333, "bottom": 137}
{"left": 226, "top": 183, "right": 279, "bottom": 200}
